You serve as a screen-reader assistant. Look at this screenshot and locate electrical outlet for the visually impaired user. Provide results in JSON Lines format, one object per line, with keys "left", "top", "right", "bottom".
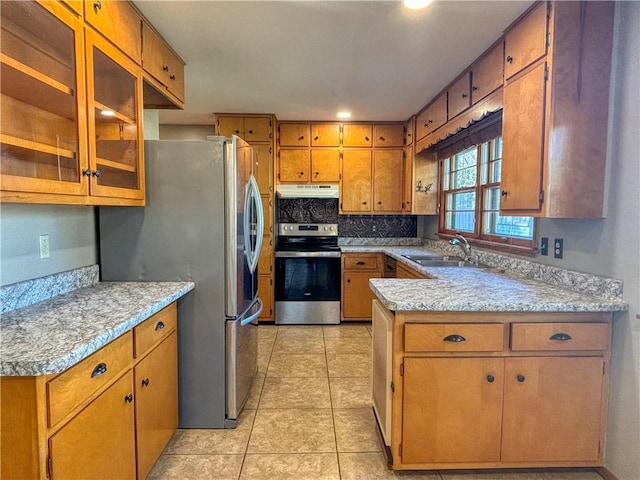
{"left": 39, "top": 234, "right": 50, "bottom": 259}
{"left": 554, "top": 238, "right": 563, "bottom": 259}
{"left": 540, "top": 237, "right": 549, "bottom": 256}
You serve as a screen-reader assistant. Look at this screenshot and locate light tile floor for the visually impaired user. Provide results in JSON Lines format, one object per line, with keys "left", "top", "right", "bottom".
{"left": 149, "top": 323, "right": 605, "bottom": 480}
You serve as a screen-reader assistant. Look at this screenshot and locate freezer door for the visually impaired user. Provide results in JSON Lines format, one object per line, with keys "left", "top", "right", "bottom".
{"left": 226, "top": 298, "right": 262, "bottom": 423}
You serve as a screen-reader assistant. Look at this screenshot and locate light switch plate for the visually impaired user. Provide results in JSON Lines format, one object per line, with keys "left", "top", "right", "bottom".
{"left": 39, "top": 234, "right": 50, "bottom": 259}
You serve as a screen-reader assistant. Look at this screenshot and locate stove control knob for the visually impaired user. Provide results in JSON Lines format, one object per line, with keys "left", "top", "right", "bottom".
{"left": 329, "top": 226, "right": 334, "bottom": 231}
{"left": 323, "top": 226, "right": 328, "bottom": 231}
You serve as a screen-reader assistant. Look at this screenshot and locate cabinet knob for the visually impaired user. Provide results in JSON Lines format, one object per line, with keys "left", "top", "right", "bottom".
{"left": 235, "top": 130, "right": 240, "bottom": 134}
{"left": 347, "top": 279, "right": 351, "bottom": 283}
{"left": 299, "top": 171, "right": 304, "bottom": 175}
{"left": 461, "top": 93, "right": 468, "bottom": 98}
{"left": 93, "top": 170, "right": 101, "bottom": 178}
{"left": 472, "top": 85, "right": 479, "bottom": 91}
{"left": 91, "top": 363, "right": 107, "bottom": 378}
{"left": 170, "top": 74, "right": 176, "bottom": 81}
{"left": 82, "top": 169, "right": 92, "bottom": 177}
{"left": 377, "top": 201, "right": 382, "bottom": 205}
{"left": 142, "top": 378, "right": 150, "bottom": 387}
{"left": 93, "top": 1, "right": 102, "bottom": 13}
{"left": 314, "top": 136, "right": 319, "bottom": 140}
{"left": 163, "top": 65, "right": 169, "bottom": 72}
{"left": 314, "top": 171, "right": 319, "bottom": 176}
{"left": 486, "top": 375, "right": 495, "bottom": 383}
{"left": 550, "top": 332, "right": 572, "bottom": 341}
{"left": 356, "top": 261, "right": 366, "bottom": 265}
{"left": 124, "top": 393, "right": 134, "bottom": 403}
{"left": 501, "top": 190, "right": 508, "bottom": 197}
{"left": 362, "top": 201, "right": 367, "bottom": 205}
{"left": 379, "top": 136, "right": 385, "bottom": 141}
{"left": 298, "top": 135, "right": 305, "bottom": 140}
{"left": 506, "top": 55, "right": 514, "bottom": 63}
{"left": 248, "top": 130, "right": 253, "bottom": 134}
{"left": 365, "top": 136, "right": 370, "bottom": 141}
{"left": 155, "top": 321, "right": 165, "bottom": 331}
{"left": 517, "top": 374, "right": 526, "bottom": 383}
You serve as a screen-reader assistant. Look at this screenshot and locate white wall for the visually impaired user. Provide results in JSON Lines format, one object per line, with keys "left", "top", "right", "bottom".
{"left": 0, "top": 204, "right": 98, "bottom": 286}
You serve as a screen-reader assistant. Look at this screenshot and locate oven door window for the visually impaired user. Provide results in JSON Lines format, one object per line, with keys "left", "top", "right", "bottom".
{"left": 275, "top": 257, "right": 341, "bottom": 301}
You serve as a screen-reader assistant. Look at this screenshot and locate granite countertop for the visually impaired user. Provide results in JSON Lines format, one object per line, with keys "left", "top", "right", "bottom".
{"left": 341, "top": 245, "right": 628, "bottom": 313}
{"left": 0, "top": 281, "right": 194, "bottom": 377}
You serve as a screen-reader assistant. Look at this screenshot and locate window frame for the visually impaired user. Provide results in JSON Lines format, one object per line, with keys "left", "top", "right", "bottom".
{"left": 436, "top": 117, "right": 536, "bottom": 256}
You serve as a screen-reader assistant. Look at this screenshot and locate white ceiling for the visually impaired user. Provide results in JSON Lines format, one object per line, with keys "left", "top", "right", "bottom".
{"left": 133, "top": 0, "right": 533, "bottom": 124}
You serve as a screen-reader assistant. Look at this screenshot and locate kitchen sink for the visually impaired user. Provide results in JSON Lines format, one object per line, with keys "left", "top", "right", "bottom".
{"left": 402, "top": 254, "right": 488, "bottom": 268}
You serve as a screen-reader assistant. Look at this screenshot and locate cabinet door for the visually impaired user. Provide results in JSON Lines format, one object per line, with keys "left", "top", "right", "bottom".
{"left": 504, "top": 1, "right": 548, "bottom": 79}
{"left": 403, "top": 145, "right": 413, "bottom": 213}
{"left": 448, "top": 72, "right": 471, "bottom": 119}
{"left": 372, "top": 300, "right": 394, "bottom": 446}
{"left": 343, "top": 123, "right": 372, "bottom": 147}
{"left": 278, "top": 149, "right": 309, "bottom": 183}
{"left": 261, "top": 196, "right": 274, "bottom": 237}
{"left": 244, "top": 117, "right": 272, "bottom": 143}
{"left": 415, "top": 93, "right": 447, "bottom": 140}
{"left": 141, "top": 22, "right": 184, "bottom": 103}
{"left": 502, "top": 357, "right": 604, "bottom": 462}
{"left": 471, "top": 41, "right": 504, "bottom": 104}
{"left": 217, "top": 116, "right": 244, "bottom": 137}
{"left": 258, "top": 235, "right": 274, "bottom": 276}
{"left": 49, "top": 371, "right": 136, "bottom": 480}
{"left": 83, "top": 0, "right": 142, "bottom": 64}
{"left": 86, "top": 29, "right": 144, "bottom": 201}
{"left": 501, "top": 61, "right": 546, "bottom": 212}
{"left": 311, "top": 123, "right": 340, "bottom": 147}
{"left": 135, "top": 333, "right": 178, "bottom": 480}
{"left": 405, "top": 116, "right": 415, "bottom": 146}
{"left": 340, "top": 149, "right": 371, "bottom": 213}
{"left": 374, "top": 124, "right": 404, "bottom": 148}
{"left": 253, "top": 144, "right": 273, "bottom": 195}
{"left": 310, "top": 149, "right": 340, "bottom": 183}
{"left": 0, "top": 1, "right": 88, "bottom": 197}
{"left": 342, "top": 271, "right": 379, "bottom": 319}
{"left": 258, "top": 275, "right": 274, "bottom": 320}
{"left": 402, "top": 357, "right": 504, "bottom": 464}
{"left": 279, "top": 123, "right": 310, "bottom": 147}
{"left": 373, "top": 149, "right": 403, "bottom": 213}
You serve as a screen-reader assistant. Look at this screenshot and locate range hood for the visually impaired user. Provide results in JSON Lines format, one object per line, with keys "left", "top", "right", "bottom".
{"left": 276, "top": 184, "right": 339, "bottom": 198}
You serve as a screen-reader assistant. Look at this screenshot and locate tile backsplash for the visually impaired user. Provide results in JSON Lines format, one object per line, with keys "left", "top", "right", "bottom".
{"left": 277, "top": 198, "right": 417, "bottom": 237}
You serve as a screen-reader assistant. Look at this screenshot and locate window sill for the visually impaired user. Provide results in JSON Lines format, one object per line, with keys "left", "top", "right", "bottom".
{"left": 437, "top": 233, "right": 537, "bottom": 258}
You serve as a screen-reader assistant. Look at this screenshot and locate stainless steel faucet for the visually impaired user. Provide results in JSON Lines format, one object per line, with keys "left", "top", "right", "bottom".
{"left": 450, "top": 234, "right": 472, "bottom": 262}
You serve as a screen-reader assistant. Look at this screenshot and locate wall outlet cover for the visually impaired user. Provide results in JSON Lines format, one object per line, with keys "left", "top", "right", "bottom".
{"left": 554, "top": 238, "right": 563, "bottom": 259}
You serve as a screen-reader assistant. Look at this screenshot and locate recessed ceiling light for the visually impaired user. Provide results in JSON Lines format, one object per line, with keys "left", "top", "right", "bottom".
{"left": 337, "top": 111, "right": 352, "bottom": 119}
{"left": 403, "top": 0, "right": 433, "bottom": 9}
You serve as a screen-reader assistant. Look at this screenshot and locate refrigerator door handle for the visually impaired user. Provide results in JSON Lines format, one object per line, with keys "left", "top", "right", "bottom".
{"left": 240, "top": 298, "right": 264, "bottom": 326}
{"left": 244, "top": 174, "right": 264, "bottom": 274}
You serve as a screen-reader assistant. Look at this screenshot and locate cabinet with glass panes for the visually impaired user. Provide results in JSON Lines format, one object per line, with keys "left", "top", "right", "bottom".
{"left": 0, "top": 0, "right": 144, "bottom": 205}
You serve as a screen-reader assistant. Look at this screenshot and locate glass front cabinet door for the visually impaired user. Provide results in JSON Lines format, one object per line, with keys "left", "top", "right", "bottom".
{"left": 0, "top": 1, "right": 88, "bottom": 199}
{"left": 85, "top": 28, "right": 144, "bottom": 203}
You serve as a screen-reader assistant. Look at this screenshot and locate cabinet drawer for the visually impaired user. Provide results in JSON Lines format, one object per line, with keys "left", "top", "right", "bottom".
{"left": 510, "top": 323, "right": 609, "bottom": 351}
{"left": 47, "top": 331, "right": 133, "bottom": 427}
{"left": 134, "top": 303, "right": 177, "bottom": 358}
{"left": 405, "top": 323, "right": 505, "bottom": 352}
{"left": 84, "top": 0, "right": 142, "bottom": 64}
{"left": 344, "top": 254, "right": 380, "bottom": 271}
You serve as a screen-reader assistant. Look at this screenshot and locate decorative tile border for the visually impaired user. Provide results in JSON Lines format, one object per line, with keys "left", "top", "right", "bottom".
{"left": 422, "top": 239, "right": 623, "bottom": 300}
{"left": 339, "top": 237, "right": 422, "bottom": 246}
{"left": 1, "top": 265, "right": 100, "bottom": 314}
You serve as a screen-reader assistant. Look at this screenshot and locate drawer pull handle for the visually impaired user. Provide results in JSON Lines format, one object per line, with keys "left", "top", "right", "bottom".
{"left": 443, "top": 334, "right": 466, "bottom": 343}
{"left": 142, "top": 378, "right": 150, "bottom": 387}
{"left": 550, "top": 332, "right": 572, "bottom": 341}
{"left": 91, "top": 363, "right": 107, "bottom": 378}
{"left": 93, "top": 1, "right": 101, "bottom": 13}
{"left": 124, "top": 393, "right": 134, "bottom": 403}
{"left": 155, "top": 321, "right": 165, "bottom": 331}
{"left": 517, "top": 374, "right": 526, "bottom": 383}
{"left": 486, "top": 375, "right": 495, "bottom": 383}
{"left": 356, "top": 261, "right": 366, "bottom": 265}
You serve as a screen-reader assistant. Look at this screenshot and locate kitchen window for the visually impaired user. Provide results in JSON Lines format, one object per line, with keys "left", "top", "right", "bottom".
{"left": 437, "top": 114, "right": 535, "bottom": 253}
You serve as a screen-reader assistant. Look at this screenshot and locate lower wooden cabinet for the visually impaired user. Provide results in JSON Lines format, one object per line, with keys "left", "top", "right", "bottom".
{"left": 0, "top": 303, "right": 179, "bottom": 480}
{"left": 373, "top": 302, "right": 612, "bottom": 471}
{"left": 396, "top": 262, "right": 428, "bottom": 279}
{"left": 341, "top": 253, "right": 383, "bottom": 320}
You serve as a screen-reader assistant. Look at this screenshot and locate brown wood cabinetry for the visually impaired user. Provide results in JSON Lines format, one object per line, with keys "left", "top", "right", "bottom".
{"left": 373, "top": 303, "right": 612, "bottom": 471}
{"left": 396, "top": 262, "right": 428, "bottom": 279}
{"left": 501, "top": 1, "right": 614, "bottom": 217}
{"left": 415, "top": 94, "right": 447, "bottom": 142}
{"left": 340, "top": 149, "right": 372, "bottom": 213}
{"left": 311, "top": 149, "right": 341, "bottom": 182}
{"left": 279, "top": 123, "right": 310, "bottom": 147}
{"left": 141, "top": 21, "right": 185, "bottom": 108}
{"left": 311, "top": 123, "right": 341, "bottom": 147}
{"left": 471, "top": 41, "right": 504, "bottom": 105}
{"left": 374, "top": 124, "right": 405, "bottom": 148}
{"left": 373, "top": 149, "right": 404, "bottom": 212}
{"left": 341, "top": 253, "right": 383, "bottom": 321}
{"left": 343, "top": 123, "right": 372, "bottom": 147}
{"left": 0, "top": 303, "right": 179, "bottom": 480}
{"left": 278, "top": 149, "right": 310, "bottom": 183}
{"left": 447, "top": 72, "right": 471, "bottom": 119}
{"left": 217, "top": 114, "right": 276, "bottom": 320}
{"left": 1, "top": 0, "right": 147, "bottom": 206}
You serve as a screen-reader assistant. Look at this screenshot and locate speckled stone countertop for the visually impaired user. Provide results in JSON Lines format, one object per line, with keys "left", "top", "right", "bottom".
{"left": 1, "top": 282, "right": 194, "bottom": 377}
{"left": 341, "top": 245, "right": 627, "bottom": 313}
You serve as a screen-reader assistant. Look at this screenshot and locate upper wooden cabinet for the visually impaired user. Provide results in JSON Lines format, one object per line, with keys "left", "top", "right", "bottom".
{"left": 310, "top": 149, "right": 341, "bottom": 183}
{"left": 311, "top": 123, "right": 341, "bottom": 147}
{"left": 216, "top": 115, "right": 273, "bottom": 143}
{"left": 501, "top": 1, "right": 614, "bottom": 217}
{"left": 340, "top": 149, "right": 372, "bottom": 212}
{"left": 373, "top": 149, "right": 404, "bottom": 212}
{"left": 343, "top": 123, "right": 372, "bottom": 147}
{"left": 374, "top": 124, "right": 404, "bottom": 148}
{"left": 141, "top": 21, "right": 185, "bottom": 108}
{"left": 447, "top": 72, "right": 471, "bottom": 120}
{"left": 405, "top": 116, "right": 415, "bottom": 146}
{"left": 279, "top": 123, "right": 310, "bottom": 147}
{"left": 471, "top": 40, "right": 504, "bottom": 105}
{"left": 253, "top": 143, "right": 273, "bottom": 194}
{"left": 415, "top": 93, "right": 447, "bottom": 142}
{"left": 84, "top": 0, "right": 142, "bottom": 64}
{"left": 503, "top": 1, "right": 548, "bottom": 80}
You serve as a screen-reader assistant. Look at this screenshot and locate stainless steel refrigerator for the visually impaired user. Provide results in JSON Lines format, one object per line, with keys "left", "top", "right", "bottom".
{"left": 99, "top": 136, "right": 264, "bottom": 428}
